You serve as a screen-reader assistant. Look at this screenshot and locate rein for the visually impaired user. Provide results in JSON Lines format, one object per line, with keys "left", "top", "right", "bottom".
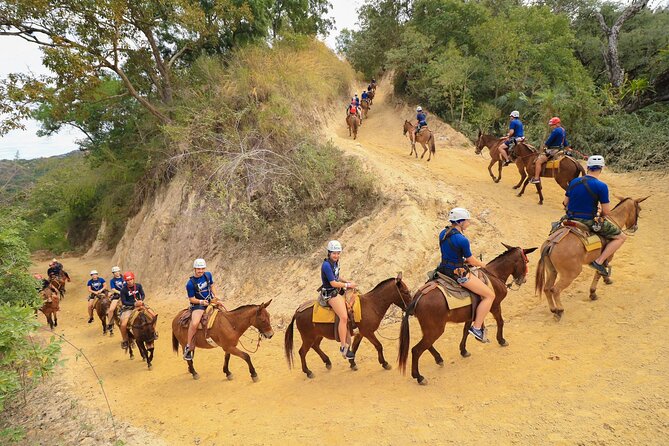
{"left": 505, "top": 248, "right": 529, "bottom": 290}
{"left": 238, "top": 331, "right": 262, "bottom": 353}
{"left": 605, "top": 198, "right": 639, "bottom": 236}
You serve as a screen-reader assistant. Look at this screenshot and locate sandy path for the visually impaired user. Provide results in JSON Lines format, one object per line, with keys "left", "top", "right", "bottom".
{"left": 33, "top": 85, "right": 669, "bottom": 445}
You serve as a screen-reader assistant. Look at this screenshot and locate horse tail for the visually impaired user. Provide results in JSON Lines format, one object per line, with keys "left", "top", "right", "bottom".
{"left": 398, "top": 297, "right": 418, "bottom": 375}
{"left": 284, "top": 313, "right": 296, "bottom": 369}
{"left": 535, "top": 243, "right": 551, "bottom": 298}
{"left": 172, "top": 331, "right": 179, "bottom": 354}
{"left": 576, "top": 159, "right": 586, "bottom": 177}
{"left": 429, "top": 132, "right": 436, "bottom": 154}
{"left": 402, "top": 121, "right": 408, "bottom": 136}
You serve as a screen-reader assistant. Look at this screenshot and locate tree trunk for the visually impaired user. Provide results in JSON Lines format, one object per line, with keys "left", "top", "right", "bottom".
{"left": 595, "top": 0, "right": 649, "bottom": 88}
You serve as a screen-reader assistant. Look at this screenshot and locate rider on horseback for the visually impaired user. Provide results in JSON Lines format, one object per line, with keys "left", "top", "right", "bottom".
{"left": 500, "top": 111, "right": 524, "bottom": 166}
{"left": 86, "top": 270, "right": 106, "bottom": 324}
{"left": 361, "top": 90, "right": 370, "bottom": 109}
{"left": 415, "top": 106, "right": 427, "bottom": 137}
{"left": 119, "top": 271, "right": 155, "bottom": 349}
{"left": 436, "top": 208, "right": 495, "bottom": 343}
{"left": 321, "top": 240, "right": 357, "bottom": 360}
{"left": 183, "top": 258, "right": 219, "bottom": 361}
{"left": 563, "top": 155, "right": 626, "bottom": 276}
{"left": 34, "top": 273, "right": 58, "bottom": 294}
{"left": 347, "top": 99, "right": 361, "bottom": 122}
{"left": 107, "top": 266, "right": 125, "bottom": 332}
{"left": 530, "top": 117, "right": 571, "bottom": 184}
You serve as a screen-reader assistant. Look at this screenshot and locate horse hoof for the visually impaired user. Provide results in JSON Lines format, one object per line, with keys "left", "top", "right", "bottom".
{"left": 306, "top": 371, "right": 315, "bottom": 379}
{"left": 553, "top": 312, "right": 563, "bottom": 321}
{"left": 604, "top": 277, "right": 613, "bottom": 285}
{"left": 417, "top": 377, "right": 428, "bottom": 386}
{"left": 436, "top": 361, "right": 444, "bottom": 367}
{"left": 461, "top": 351, "right": 471, "bottom": 358}
{"left": 382, "top": 363, "right": 392, "bottom": 370}
{"left": 226, "top": 373, "right": 234, "bottom": 381}
{"left": 351, "top": 364, "right": 358, "bottom": 371}
{"left": 192, "top": 373, "right": 200, "bottom": 380}
{"left": 325, "top": 363, "right": 332, "bottom": 370}
{"left": 539, "top": 202, "right": 544, "bottom": 205}
{"left": 252, "top": 375, "right": 259, "bottom": 383}
{"left": 512, "top": 185, "right": 519, "bottom": 189}
{"left": 147, "top": 364, "right": 152, "bottom": 370}
{"left": 494, "top": 179, "right": 500, "bottom": 183}
{"left": 590, "top": 293, "right": 598, "bottom": 301}
{"left": 499, "top": 340, "right": 509, "bottom": 347}
{"left": 516, "top": 193, "right": 522, "bottom": 197}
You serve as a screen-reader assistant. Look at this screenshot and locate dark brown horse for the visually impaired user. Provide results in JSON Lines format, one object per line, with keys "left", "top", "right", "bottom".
{"left": 346, "top": 114, "right": 360, "bottom": 139}
{"left": 39, "top": 287, "right": 60, "bottom": 330}
{"left": 172, "top": 302, "right": 274, "bottom": 381}
{"left": 512, "top": 143, "right": 585, "bottom": 205}
{"left": 474, "top": 131, "right": 525, "bottom": 183}
{"left": 284, "top": 274, "right": 413, "bottom": 378}
{"left": 361, "top": 99, "right": 370, "bottom": 118}
{"left": 398, "top": 245, "right": 537, "bottom": 385}
{"left": 93, "top": 290, "right": 115, "bottom": 336}
{"left": 367, "top": 88, "right": 375, "bottom": 105}
{"left": 403, "top": 121, "right": 436, "bottom": 161}
{"left": 126, "top": 311, "right": 158, "bottom": 369}
{"left": 48, "top": 272, "right": 69, "bottom": 299}
{"left": 535, "top": 197, "right": 647, "bottom": 320}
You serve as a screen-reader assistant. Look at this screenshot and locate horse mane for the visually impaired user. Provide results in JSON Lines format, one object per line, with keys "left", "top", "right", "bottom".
{"left": 230, "top": 304, "right": 258, "bottom": 312}
{"left": 486, "top": 248, "right": 515, "bottom": 266}
{"left": 612, "top": 197, "right": 633, "bottom": 210}
{"left": 367, "top": 277, "right": 395, "bottom": 294}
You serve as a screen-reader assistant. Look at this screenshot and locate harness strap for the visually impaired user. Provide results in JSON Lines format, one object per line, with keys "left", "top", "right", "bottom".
{"left": 440, "top": 227, "right": 465, "bottom": 269}
{"left": 567, "top": 177, "right": 598, "bottom": 219}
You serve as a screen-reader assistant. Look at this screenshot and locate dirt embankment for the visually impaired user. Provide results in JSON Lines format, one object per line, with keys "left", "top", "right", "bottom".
{"left": 16, "top": 83, "right": 669, "bottom": 445}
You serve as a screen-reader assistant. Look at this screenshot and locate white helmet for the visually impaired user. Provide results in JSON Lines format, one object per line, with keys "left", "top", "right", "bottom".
{"left": 416, "top": 106, "right": 423, "bottom": 112}
{"left": 193, "top": 258, "right": 207, "bottom": 268}
{"left": 90, "top": 270, "right": 98, "bottom": 275}
{"left": 111, "top": 266, "right": 121, "bottom": 273}
{"left": 327, "top": 240, "right": 343, "bottom": 252}
{"left": 587, "top": 155, "right": 605, "bottom": 168}
{"left": 510, "top": 110, "right": 520, "bottom": 118}
{"left": 448, "top": 207, "right": 472, "bottom": 222}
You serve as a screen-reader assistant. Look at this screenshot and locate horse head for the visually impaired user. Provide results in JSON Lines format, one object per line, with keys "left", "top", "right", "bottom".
{"left": 499, "top": 243, "right": 537, "bottom": 287}
{"left": 612, "top": 196, "right": 649, "bottom": 233}
{"left": 474, "top": 130, "right": 485, "bottom": 154}
{"left": 253, "top": 300, "right": 274, "bottom": 339}
{"left": 403, "top": 120, "right": 412, "bottom": 136}
{"left": 394, "top": 272, "right": 413, "bottom": 310}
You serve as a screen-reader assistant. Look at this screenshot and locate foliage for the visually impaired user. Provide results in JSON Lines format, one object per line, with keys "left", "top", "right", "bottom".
{"left": 0, "top": 218, "right": 40, "bottom": 307}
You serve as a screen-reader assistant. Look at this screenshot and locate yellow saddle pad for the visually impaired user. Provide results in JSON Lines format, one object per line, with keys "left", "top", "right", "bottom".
{"left": 312, "top": 298, "right": 362, "bottom": 324}
{"left": 198, "top": 306, "right": 219, "bottom": 330}
{"left": 583, "top": 235, "right": 602, "bottom": 252}
{"left": 545, "top": 159, "right": 561, "bottom": 170}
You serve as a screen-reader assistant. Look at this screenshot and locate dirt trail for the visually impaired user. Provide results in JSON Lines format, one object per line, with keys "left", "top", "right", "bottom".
{"left": 31, "top": 85, "right": 669, "bottom": 445}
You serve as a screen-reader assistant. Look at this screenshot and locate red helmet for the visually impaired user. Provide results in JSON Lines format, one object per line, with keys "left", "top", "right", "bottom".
{"left": 548, "top": 117, "right": 561, "bottom": 125}
{"left": 123, "top": 272, "right": 135, "bottom": 281}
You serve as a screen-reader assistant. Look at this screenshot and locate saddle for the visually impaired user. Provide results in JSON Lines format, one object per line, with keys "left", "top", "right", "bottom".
{"left": 176, "top": 305, "right": 220, "bottom": 330}
{"left": 546, "top": 220, "right": 605, "bottom": 254}
{"left": 416, "top": 269, "right": 494, "bottom": 320}
{"left": 128, "top": 308, "right": 155, "bottom": 327}
{"left": 542, "top": 154, "right": 579, "bottom": 175}
{"left": 296, "top": 290, "right": 362, "bottom": 341}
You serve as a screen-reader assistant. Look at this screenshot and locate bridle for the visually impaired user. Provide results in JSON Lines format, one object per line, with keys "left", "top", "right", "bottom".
{"left": 506, "top": 247, "right": 529, "bottom": 291}
{"left": 606, "top": 198, "right": 640, "bottom": 235}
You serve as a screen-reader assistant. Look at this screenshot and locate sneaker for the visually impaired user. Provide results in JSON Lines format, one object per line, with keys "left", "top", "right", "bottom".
{"left": 589, "top": 261, "right": 609, "bottom": 276}
{"left": 121, "top": 341, "right": 128, "bottom": 350}
{"left": 88, "top": 317, "right": 94, "bottom": 324}
{"left": 183, "top": 346, "right": 194, "bottom": 361}
{"left": 529, "top": 177, "right": 541, "bottom": 184}
{"left": 468, "top": 326, "right": 487, "bottom": 343}
{"left": 340, "top": 346, "right": 355, "bottom": 360}
{"left": 503, "top": 160, "right": 512, "bottom": 166}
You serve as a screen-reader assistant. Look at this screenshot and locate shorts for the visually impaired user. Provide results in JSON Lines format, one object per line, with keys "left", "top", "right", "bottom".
{"left": 88, "top": 294, "right": 99, "bottom": 300}
{"left": 189, "top": 305, "right": 207, "bottom": 312}
{"left": 570, "top": 217, "right": 621, "bottom": 239}
{"left": 110, "top": 293, "right": 120, "bottom": 300}
{"left": 437, "top": 266, "right": 469, "bottom": 283}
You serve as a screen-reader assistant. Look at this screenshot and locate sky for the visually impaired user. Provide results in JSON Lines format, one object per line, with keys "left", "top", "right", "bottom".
{"left": 0, "top": 1, "right": 361, "bottom": 160}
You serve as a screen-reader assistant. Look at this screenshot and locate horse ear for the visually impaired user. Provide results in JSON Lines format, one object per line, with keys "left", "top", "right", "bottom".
{"left": 614, "top": 194, "right": 625, "bottom": 202}
{"left": 262, "top": 299, "right": 272, "bottom": 308}
{"left": 396, "top": 272, "right": 403, "bottom": 282}
{"left": 636, "top": 196, "right": 650, "bottom": 203}
{"left": 478, "top": 129, "right": 482, "bottom": 137}
{"left": 501, "top": 242, "right": 513, "bottom": 250}
{"left": 523, "top": 247, "right": 538, "bottom": 255}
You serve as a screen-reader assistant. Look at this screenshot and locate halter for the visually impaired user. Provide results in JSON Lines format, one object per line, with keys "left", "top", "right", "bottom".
{"left": 394, "top": 280, "right": 408, "bottom": 312}
{"left": 606, "top": 198, "right": 640, "bottom": 236}
{"left": 506, "top": 247, "right": 529, "bottom": 291}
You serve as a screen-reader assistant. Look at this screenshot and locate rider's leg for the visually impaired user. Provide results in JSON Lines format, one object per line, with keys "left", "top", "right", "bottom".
{"left": 186, "top": 309, "right": 205, "bottom": 351}
{"left": 87, "top": 298, "right": 95, "bottom": 321}
{"left": 499, "top": 144, "right": 510, "bottom": 163}
{"left": 595, "top": 233, "right": 627, "bottom": 264}
{"left": 107, "top": 299, "right": 118, "bottom": 326}
{"left": 460, "top": 274, "right": 495, "bottom": 330}
{"left": 120, "top": 311, "right": 130, "bottom": 344}
{"left": 533, "top": 154, "right": 547, "bottom": 181}
{"left": 328, "top": 296, "right": 350, "bottom": 349}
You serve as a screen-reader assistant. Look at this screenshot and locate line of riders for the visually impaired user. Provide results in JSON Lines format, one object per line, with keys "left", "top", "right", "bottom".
{"left": 346, "top": 79, "right": 376, "bottom": 123}
{"left": 36, "top": 148, "right": 622, "bottom": 365}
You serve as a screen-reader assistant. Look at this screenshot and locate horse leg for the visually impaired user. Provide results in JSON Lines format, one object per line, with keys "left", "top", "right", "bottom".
{"left": 188, "top": 359, "right": 199, "bottom": 380}
{"left": 362, "top": 332, "right": 391, "bottom": 370}
{"left": 427, "top": 346, "right": 444, "bottom": 366}
{"left": 512, "top": 162, "right": 526, "bottom": 189}
{"left": 517, "top": 176, "right": 531, "bottom": 197}
{"left": 100, "top": 315, "right": 107, "bottom": 335}
{"left": 536, "top": 183, "right": 544, "bottom": 205}
{"left": 460, "top": 321, "right": 472, "bottom": 357}
{"left": 298, "top": 333, "right": 315, "bottom": 378}
{"left": 543, "top": 262, "right": 559, "bottom": 314}
{"left": 225, "top": 346, "right": 258, "bottom": 382}
{"left": 589, "top": 272, "right": 603, "bottom": 300}
{"left": 347, "top": 334, "right": 362, "bottom": 370}
{"left": 490, "top": 304, "right": 508, "bottom": 346}
{"left": 487, "top": 159, "right": 498, "bottom": 182}
{"left": 147, "top": 346, "right": 154, "bottom": 369}
{"left": 411, "top": 328, "right": 444, "bottom": 385}
{"left": 311, "top": 337, "right": 332, "bottom": 370}
{"left": 223, "top": 352, "right": 234, "bottom": 380}
{"left": 420, "top": 143, "right": 428, "bottom": 160}
{"left": 550, "top": 269, "right": 581, "bottom": 321}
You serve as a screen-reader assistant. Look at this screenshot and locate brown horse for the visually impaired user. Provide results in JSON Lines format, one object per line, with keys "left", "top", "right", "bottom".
{"left": 474, "top": 131, "right": 525, "bottom": 183}
{"left": 367, "top": 88, "right": 375, "bottom": 105}
{"left": 126, "top": 311, "right": 158, "bottom": 369}
{"left": 512, "top": 143, "right": 585, "bottom": 205}
{"left": 398, "top": 245, "right": 537, "bottom": 385}
{"left": 172, "top": 301, "right": 274, "bottom": 381}
{"left": 346, "top": 114, "right": 360, "bottom": 139}
{"left": 48, "top": 272, "right": 69, "bottom": 299}
{"left": 403, "top": 120, "right": 436, "bottom": 161}
{"left": 39, "top": 287, "right": 60, "bottom": 330}
{"left": 535, "top": 197, "right": 647, "bottom": 320}
{"left": 284, "top": 274, "right": 413, "bottom": 378}
{"left": 361, "top": 99, "right": 370, "bottom": 118}
{"left": 94, "top": 290, "right": 116, "bottom": 336}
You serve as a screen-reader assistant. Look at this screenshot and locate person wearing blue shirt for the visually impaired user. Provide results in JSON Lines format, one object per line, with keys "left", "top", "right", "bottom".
{"left": 361, "top": 90, "right": 370, "bottom": 110}
{"left": 563, "top": 155, "right": 626, "bottom": 276}
{"left": 320, "top": 240, "right": 357, "bottom": 360}
{"left": 436, "top": 208, "right": 495, "bottom": 343}
{"left": 500, "top": 110, "right": 525, "bottom": 166}
{"left": 183, "top": 258, "right": 220, "bottom": 360}
{"left": 118, "top": 271, "right": 154, "bottom": 350}
{"left": 106, "top": 266, "right": 125, "bottom": 332}
{"left": 86, "top": 270, "right": 106, "bottom": 323}
{"left": 530, "top": 116, "right": 572, "bottom": 184}
{"left": 415, "top": 106, "right": 427, "bottom": 136}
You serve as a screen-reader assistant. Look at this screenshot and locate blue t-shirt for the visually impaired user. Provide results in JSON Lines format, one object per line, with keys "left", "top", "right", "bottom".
{"left": 87, "top": 277, "right": 106, "bottom": 292}
{"left": 110, "top": 277, "right": 126, "bottom": 292}
{"left": 321, "top": 260, "right": 340, "bottom": 292}
{"left": 509, "top": 118, "right": 524, "bottom": 138}
{"left": 439, "top": 228, "right": 473, "bottom": 269}
{"left": 186, "top": 272, "right": 215, "bottom": 300}
{"left": 566, "top": 176, "right": 610, "bottom": 219}
{"left": 545, "top": 127, "right": 569, "bottom": 147}
{"left": 120, "top": 283, "right": 145, "bottom": 307}
{"left": 361, "top": 92, "right": 368, "bottom": 100}
{"left": 417, "top": 112, "right": 427, "bottom": 125}
{"left": 355, "top": 97, "right": 360, "bottom": 106}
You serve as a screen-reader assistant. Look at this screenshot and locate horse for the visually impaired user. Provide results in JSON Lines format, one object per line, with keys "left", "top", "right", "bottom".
{"left": 284, "top": 274, "right": 413, "bottom": 378}
{"left": 512, "top": 143, "right": 585, "bottom": 205}
{"left": 367, "top": 88, "right": 376, "bottom": 105}
{"left": 94, "top": 290, "right": 116, "bottom": 336}
{"left": 172, "top": 301, "right": 274, "bottom": 381}
{"left": 398, "top": 245, "right": 537, "bottom": 385}
{"left": 39, "top": 287, "right": 60, "bottom": 330}
{"left": 346, "top": 114, "right": 360, "bottom": 139}
{"left": 361, "top": 99, "right": 370, "bottom": 119}
{"left": 48, "top": 272, "right": 69, "bottom": 299}
{"left": 403, "top": 120, "right": 436, "bottom": 162}
{"left": 535, "top": 197, "right": 647, "bottom": 320}
{"left": 126, "top": 311, "right": 158, "bottom": 369}
{"left": 474, "top": 131, "right": 524, "bottom": 183}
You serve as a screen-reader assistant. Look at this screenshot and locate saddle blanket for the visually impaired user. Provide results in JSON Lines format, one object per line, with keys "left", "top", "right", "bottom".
{"left": 548, "top": 225, "right": 603, "bottom": 252}
{"left": 421, "top": 269, "right": 493, "bottom": 310}
{"left": 295, "top": 298, "right": 362, "bottom": 324}
{"left": 177, "top": 306, "right": 219, "bottom": 329}
{"left": 128, "top": 308, "right": 156, "bottom": 326}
